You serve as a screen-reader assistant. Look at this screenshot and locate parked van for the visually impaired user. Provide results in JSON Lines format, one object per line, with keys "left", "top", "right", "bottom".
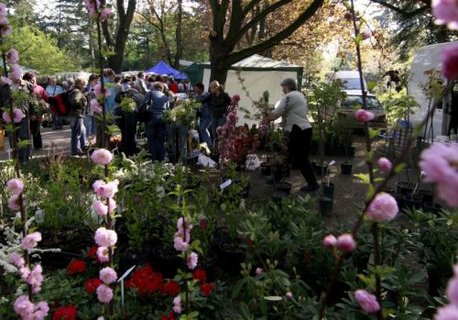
{"left": 408, "top": 41, "right": 458, "bottom": 140}
{"left": 326, "top": 70, "right": 368, "bottom": 91}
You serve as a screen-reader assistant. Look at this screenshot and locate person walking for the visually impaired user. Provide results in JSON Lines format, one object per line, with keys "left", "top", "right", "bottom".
{"left": 46, "top": 76, "right": 64, "bottom": 130}
{"left": 194, "top": 82, "right": 213, "bottom": 150}
{"left": 68, "top": 78, "right": 88, "bottom": 155}
{"left": 269, "top": 78, "right": 319, "bottom": 192}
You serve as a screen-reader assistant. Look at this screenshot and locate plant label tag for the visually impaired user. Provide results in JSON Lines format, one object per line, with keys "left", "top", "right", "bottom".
{"left": 220, "top": 179, "right": 232, "bottom": 190}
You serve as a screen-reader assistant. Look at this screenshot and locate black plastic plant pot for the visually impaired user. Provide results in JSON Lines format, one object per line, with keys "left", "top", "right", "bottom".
{"left": 340, "top": 162, "right": 353, "bottom": 175}
{"left": 419, "top": 189, "right": 434, "bottom": 204}
{"left": 319, "top": 197, "right": 333, "bottom": 217}
{"left": 314, "top": 164, "right": 327, "bottom": 177}
{"left": 322, "top": 182, "right": 335, "bottom": 199}
{"left": 276, "top": 181, "right": 292, "bottom": 194}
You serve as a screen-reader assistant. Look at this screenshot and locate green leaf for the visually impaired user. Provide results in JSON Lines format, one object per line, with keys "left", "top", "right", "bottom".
{"left": 394, "top": 163, "right": 406, "bottom": 173}
{"left": 368, "top": 128, "right": 380, "bottom": 139}
{"left": 355, "top": 173, "right": 370, "bottom": 184}
{"left": 366, "top": 184, "right": 375, "bottom": 200}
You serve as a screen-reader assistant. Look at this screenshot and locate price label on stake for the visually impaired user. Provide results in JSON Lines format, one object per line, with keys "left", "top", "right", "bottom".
{"left": 118, "top": 265, "right": 136, "bottom": 308}
{"left": 220, "top": 179, "right": 232, "bottom": 190}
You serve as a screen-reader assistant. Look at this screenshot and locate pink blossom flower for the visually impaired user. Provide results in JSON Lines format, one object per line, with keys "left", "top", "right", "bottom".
{"left": 354, "top": 289, "right": 380, "bottom": 314}
{"left": 96, "top": 284, "right": 113, "bottom": 303}
{"left": 8, "top": 63, "right": 21, "bottom": 82}
{"left": 441, "top": 44, "right": 458, "bottom": 80}
{"left": 447, "top": 276, "right": 458, "bottom": 305}
{"left": 2, "top": 111, "right": 11, "bottom": 123}
{"left": 90, "top": 98, "right": 103, "bottom": 113}
{"left": 419, "top": 142, "right": 458, "bottom": 207}
{"left": 0, "top": 3, "right": 7, "bottom": 17}
{"left": 174, "top": 235, "right": 189, "bottom": 252}
{"left": 91, "top": 148, "right": 113, "bottom": 165}
{"left": 336, "top": 233, "right": 357, "bottom": 253}
{"left": 27, "top": 264, "right": 43, "bottom": 293}
{"left": 9, "top": 252, "right": 25, "bottom": 268}
{"left": 96, "top": 246, "right": 109, "bottom": 262}
{"left": 323, "top": 234, "right": 337, "bottom": 249}
{"left": 2, "top": 25, "right": 12, "bottom": 37}
{"left": 435, "top": 304, "right": 458, "bottom": 320}
{"left": 8, "top": 194, "right": 20, "bottom": 211}
{"left": 93, "top": 200, "right": 108, "bottom": 217}
{"left": 187, "top": 251, "right": 198, "bottom": 270}
{"left": 377, "top": 157, "right": 392, "bottom": 172}
{"left": 93, "top": 179, "right": 119, "bottom": 198}
{"left": 433, "top": 0, "right": 458, "bottom": 29}
{"left": 176, "top": 217, "right": 192, "bottom": 232}
{"left": 14, "top": 295, "right": 34, "bottom": 318}
{"left": 0, "top": 16, "right": 8, "bottom": 26}
{"left": 19, "top": 266, "right": 30, "bottom": 281}
{"left": 13, "top": 108, "right": 25, "bottom": 123}
{"left": 173, "top": 295, "right": 182, "bottom": 314}
{"left": 21, "top": 231, "right": 42, "bottom": 250}
{"left": 33, "top": 301, "right": 49, "bottom": 320}
{"left": 107, "top": 198, "right": 116, "bottom": 214}
{"left": 100, "top": 7, "right": 111, "bottom": 21}
{"left": 94, "top": 227, "right": 117, "bottom": 247}
{"left": 6, "top": 49, "right": 19, "bottom": 64}
{"left": 7, "top": 178, "right": 24, "bottom": 195}
{"left": 366, "top": 192, "right": 399, "bottom": 222}
{"left": 99, "top": 267, "right": 117, "bottom": 284}
{"left": 1, "top": 76, "right": 12, "bottom": 85}
{"left": 255, "top": 267, "right": 263, "bottom": 275}
{"left": 286, "top": 291, "right": 293, "bottom": 299}
{"left": 355, "top": 109, "right": 375, "bottom": 122}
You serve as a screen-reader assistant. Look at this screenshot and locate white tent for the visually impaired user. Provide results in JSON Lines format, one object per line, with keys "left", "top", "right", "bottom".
{"left": 408, "top": 41, "right": 457, "bottom": 140}
{"left": 201, "top": 54, "right": 303, "bottom": 126}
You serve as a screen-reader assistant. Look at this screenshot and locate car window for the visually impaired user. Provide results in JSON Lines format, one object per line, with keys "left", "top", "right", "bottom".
{"left": 340, "top": 78, "right": 362, "bottom": 90}
{"left": 342, "top": 96, "right": 383, "bottom": 111}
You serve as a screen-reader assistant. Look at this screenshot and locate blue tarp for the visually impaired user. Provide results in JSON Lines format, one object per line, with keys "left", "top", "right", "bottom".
{"left": 145, "top": 60, "right": 188, "bottom": 80}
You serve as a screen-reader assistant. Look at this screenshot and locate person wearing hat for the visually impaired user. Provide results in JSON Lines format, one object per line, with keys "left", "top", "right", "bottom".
{"left": 268, "top": 78, "right": 319, "bottom": 192}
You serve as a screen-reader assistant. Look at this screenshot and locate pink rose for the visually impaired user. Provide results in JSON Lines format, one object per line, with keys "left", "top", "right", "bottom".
{"left": 93, "top": 200, "right": 108, "bottom": 217}
{"left": 433, "top": 0, "right": 458, "bottom": 29}
{"left": 435, "top": 304, "right": 458, "bottom": 320}
{"left": 377, "top": 157, "right": 392, "bottom": 173}
{"left": 323, "top": 234, "right": 337, "bottom": 249}
{"left": 96, "top": 284, "right": 113, "bottom": 303}
{"left": 96, "top": 246, "right": 109, "bottom": 262}
{"left": 441, "top": 44, "right": 458, "bottom": 80}
{"left": 336, "top": 233, "right": 356, "bottom": 253}
{"left": 7, "top": 178, "right": 24, "bottom": 195}
{"left": 355, "top": 109, "right": 375, "bottom": 122}
{"left": 354, "top": 289, "right": 380, "bottom": 314}
{"left": 367, "top": 192, "right": 399, "bottom": 222}
{"left": 91, "top": 148, "right": 113, "bottom": 165}
{"left": 187, "top": 251, "right": 198, "bottom": 270}
{"left": 21, "top": 231, "right": 42, "bottom": 250}
{"left": 94, "top": 227, "right": 117, "bottom": 247}
{"left": 99, "top": 267, "right": 117, "bottom": 284}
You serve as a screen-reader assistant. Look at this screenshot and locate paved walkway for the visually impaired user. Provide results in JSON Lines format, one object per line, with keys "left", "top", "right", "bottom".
{"left": 0, "top": 125, "right": 72, "bottom": 161}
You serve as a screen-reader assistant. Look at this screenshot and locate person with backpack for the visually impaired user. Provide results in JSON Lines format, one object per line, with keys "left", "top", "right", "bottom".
{"left": 140, "top": 81, "right": 169, "bottom": 161}
{"left": 68, "top": 78, "right": 88, "bottom": 156}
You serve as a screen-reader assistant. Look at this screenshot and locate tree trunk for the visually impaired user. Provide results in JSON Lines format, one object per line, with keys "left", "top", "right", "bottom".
{"left": 173, "top": 0, "right": 183, "bottom": 69}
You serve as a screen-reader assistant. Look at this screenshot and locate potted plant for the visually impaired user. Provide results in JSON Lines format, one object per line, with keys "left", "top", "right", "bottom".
{"left": 307, "top": 80, "right": 346, "bottom": 176}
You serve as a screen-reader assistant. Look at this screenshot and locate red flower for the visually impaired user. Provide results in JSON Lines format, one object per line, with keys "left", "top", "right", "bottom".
{"left": 126, "top": 264, "right": 164, "bottom": 296}
{"left": 52, "top": 304, "right": 77, "bottom": 320}
{"left": 66, "top": 259, "right": 86, "bottom": 276}
{"left": 200, "top": 282, "right": 214, "bottom": 296}
{"left": 199, "top": 218, "right": 208, "bottom": 231}
{"left": 192, "top": 268, "right": 207, "bottom": 282}
{"left": 86, "top": 246, "right": 97, "bottom": 259}
{"left": 161, "top": 311, "right": 176, "bottom": 320}
{"left": 162, "top": 280, "right": 180, "bottom": 296}
{"left": 84, "top": 278, "right": 102, "bottom": 294}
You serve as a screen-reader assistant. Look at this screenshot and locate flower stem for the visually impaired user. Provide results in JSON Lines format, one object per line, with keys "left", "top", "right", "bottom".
{"left": 371, "top": 222, "right": 384, "bottom": 320}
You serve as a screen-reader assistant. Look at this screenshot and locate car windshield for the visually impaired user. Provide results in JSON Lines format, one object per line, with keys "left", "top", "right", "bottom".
{"left": 341, "top": 95, "right": 383, "bottom": 111}
{"left": 340, "top": 78, "right": 363, "bottom": 90}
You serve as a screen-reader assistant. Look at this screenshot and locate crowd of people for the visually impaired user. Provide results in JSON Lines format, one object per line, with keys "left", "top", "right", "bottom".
{"left": 1, "top": 69, "right": 318, "bottom": 192}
